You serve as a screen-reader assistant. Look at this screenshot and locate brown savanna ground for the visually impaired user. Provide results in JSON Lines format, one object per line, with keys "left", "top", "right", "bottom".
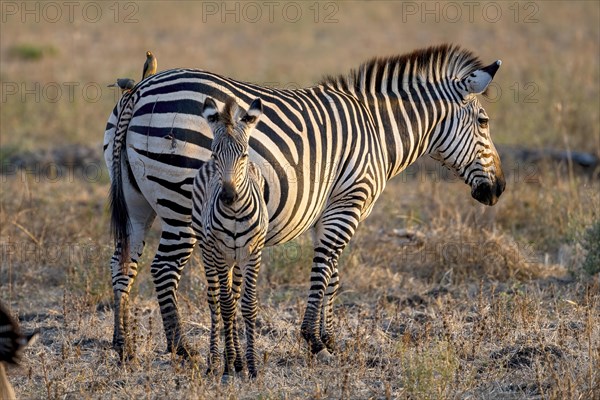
{"left": 1, "top": 1, "right": 599, "bottom": 399}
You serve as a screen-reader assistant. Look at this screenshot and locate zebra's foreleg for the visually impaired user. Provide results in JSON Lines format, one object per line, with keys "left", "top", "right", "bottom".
{"left": 217, "top": 264, "right": 237, "bottom": 383}
{"left": 240, "top": 252, "right": 262, "bottom": 379}
{"left": 231, "top": 264, "right": 245, "bottom": 373}
{"left": 300, "top": 258, "right": 333, "bottom": 358}
{"left": 151, "top": 229, "right": 197, "bottom": 358}
{"left": 301, "top": 205, "right": 360, "bottom": 360}
{"left": 202, "top": 250, "right": 222, "bottom": 375}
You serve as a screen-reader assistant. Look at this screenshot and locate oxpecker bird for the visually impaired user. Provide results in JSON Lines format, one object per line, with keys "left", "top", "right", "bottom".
{"left": 142, "top": 50, "right": 157, "bottom": 80}
{"left": 107, "top": 78, "right": 136, "bottom": 94}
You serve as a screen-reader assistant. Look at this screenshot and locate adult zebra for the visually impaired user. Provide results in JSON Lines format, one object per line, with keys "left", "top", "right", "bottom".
{"left": 104, "top": 44, "right": 505, "bottom": 361}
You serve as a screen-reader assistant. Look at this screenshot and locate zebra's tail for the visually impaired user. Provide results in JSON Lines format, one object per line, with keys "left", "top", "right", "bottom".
{"left": 109, "top": 91, "right": 137, "bottom": 262}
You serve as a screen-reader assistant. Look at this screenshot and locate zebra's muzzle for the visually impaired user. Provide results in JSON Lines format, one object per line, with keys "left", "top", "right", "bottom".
{"left": 219, "top": 183, "right": 238, "bottom": 205}
{"left": 471, "top": 176, "right": 505, "bottom": 206}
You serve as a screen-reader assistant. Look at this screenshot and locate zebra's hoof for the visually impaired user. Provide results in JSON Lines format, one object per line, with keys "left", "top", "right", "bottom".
{"left": 207, "top": 367, "right": 221, "bottom": 377}
{"left": 113, "top": 346, "right": 124, "bottom": 360}
{"left": 316, "top": 348, "right": 333, "bottom": 363}
{"left": 234, "top": 359, "right": 244, "bottom": 373}
{"left": 206, "top": 355, "right": 222, "bottom": 376}
{"left": 221, "top": 374, "right": 233, "bottom": 385}
{"left": 169, "top": 344, "right": 198, "bottom": 360}
{"left": 181, "top": 347, "right": 199, "bottom": 359}
{"left": 113, "top": 344, "right": 134, "bottom": 364}
{"left": 322, "top": 335, "right": 337, "bottom": 353}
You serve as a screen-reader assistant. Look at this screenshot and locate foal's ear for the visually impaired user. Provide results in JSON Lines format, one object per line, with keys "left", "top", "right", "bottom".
{"left": 463, "top": 60, "right": 502, "bottom": 94}
{"left": 201, "top": 97, "right": 219, "bottom": 123}
{"left": 241, "top": 98, "right": 263, "bottom": 125}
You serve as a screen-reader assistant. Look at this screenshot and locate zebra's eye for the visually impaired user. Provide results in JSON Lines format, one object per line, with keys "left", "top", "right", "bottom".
{"left": 241, "top": 153, "right": 249, "bottom": 159}
{"left": 210, "top": 154, "right": 216, "bottom": 159}
{"left": 478, "top": 118, "right": 489, "bottom": 128}
{"left": 241, "top": 115, "right": 256, "bottom": 124}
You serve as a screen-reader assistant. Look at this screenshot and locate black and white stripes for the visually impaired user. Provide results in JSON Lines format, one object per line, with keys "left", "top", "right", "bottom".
{"left": 104, "top": 44, "right": 505, "bottom": 361}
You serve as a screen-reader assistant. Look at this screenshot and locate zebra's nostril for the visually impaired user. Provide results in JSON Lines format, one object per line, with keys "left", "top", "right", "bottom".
{"left": 471, "top": 182, "right": 495, "bottom": 206}
{"left": 496, "top": 177, "right": 506, "bottom": 197}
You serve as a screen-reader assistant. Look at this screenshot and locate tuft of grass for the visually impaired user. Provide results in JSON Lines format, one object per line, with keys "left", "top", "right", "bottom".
{"left": 396, "top": 340, "right": 459, "bottom": 398}
{"left": 0, "top": 142, "right": 22, "bottom": 165}
{"left": 9, "top": 44, "right": 57, "bottom": 61}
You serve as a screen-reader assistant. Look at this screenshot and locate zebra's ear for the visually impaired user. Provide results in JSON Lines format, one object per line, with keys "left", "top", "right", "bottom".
{"left": 202, "top": 97, "right": 219, "bottom": 123}
{"left": 463, "top": 60, "right": 501, "bottom": 94}
{"left": 241, "top": 98, "right": 263, "bottom": 125}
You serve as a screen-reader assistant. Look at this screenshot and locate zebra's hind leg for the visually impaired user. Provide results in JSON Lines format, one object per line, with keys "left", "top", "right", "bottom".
{"left": 321, "top": 263, "right": 340, "bottom": 352}
{"left": 111, "top": 198, "right": 155, "bottom": 361}
{"left": 151, "top": 226, "right": 197, "bottom": 359}
{"left": 111, "top": 243, "right": 141, "bottom": 360}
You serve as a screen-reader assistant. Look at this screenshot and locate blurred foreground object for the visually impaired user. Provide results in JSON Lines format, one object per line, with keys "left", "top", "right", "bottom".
{"left": 0, "top": 302, "right": 37, "bottom": 400}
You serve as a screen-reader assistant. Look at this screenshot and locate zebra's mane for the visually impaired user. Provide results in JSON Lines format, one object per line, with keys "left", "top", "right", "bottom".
{"left": 220, "top": 97, "right": 241, "bottom": 128}
{"left": 320, "top": 44, "right": 484, "bottom": 92}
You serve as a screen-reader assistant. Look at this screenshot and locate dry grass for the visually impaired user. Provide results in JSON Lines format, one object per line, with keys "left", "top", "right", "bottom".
{"left": 1, "top": 1, "right": 599, "bottom": 399}
{"left": 1, "top": 168, "right": 598, "bottom": 399}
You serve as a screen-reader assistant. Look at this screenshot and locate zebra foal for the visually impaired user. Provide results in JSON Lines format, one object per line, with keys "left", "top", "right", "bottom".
{"left": 191, "top": 97, "right": 268, "bottom": 381}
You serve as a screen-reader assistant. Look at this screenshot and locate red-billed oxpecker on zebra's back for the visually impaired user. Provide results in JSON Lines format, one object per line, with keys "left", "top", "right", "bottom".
{"left": 191, "top": 97, "right": 267, "bottom": 382}
{"left": 142, "top": 51, "right": 157, "bottom": 80}
{"left": 104, "top": 44, "right": 505, "bottom": 361}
